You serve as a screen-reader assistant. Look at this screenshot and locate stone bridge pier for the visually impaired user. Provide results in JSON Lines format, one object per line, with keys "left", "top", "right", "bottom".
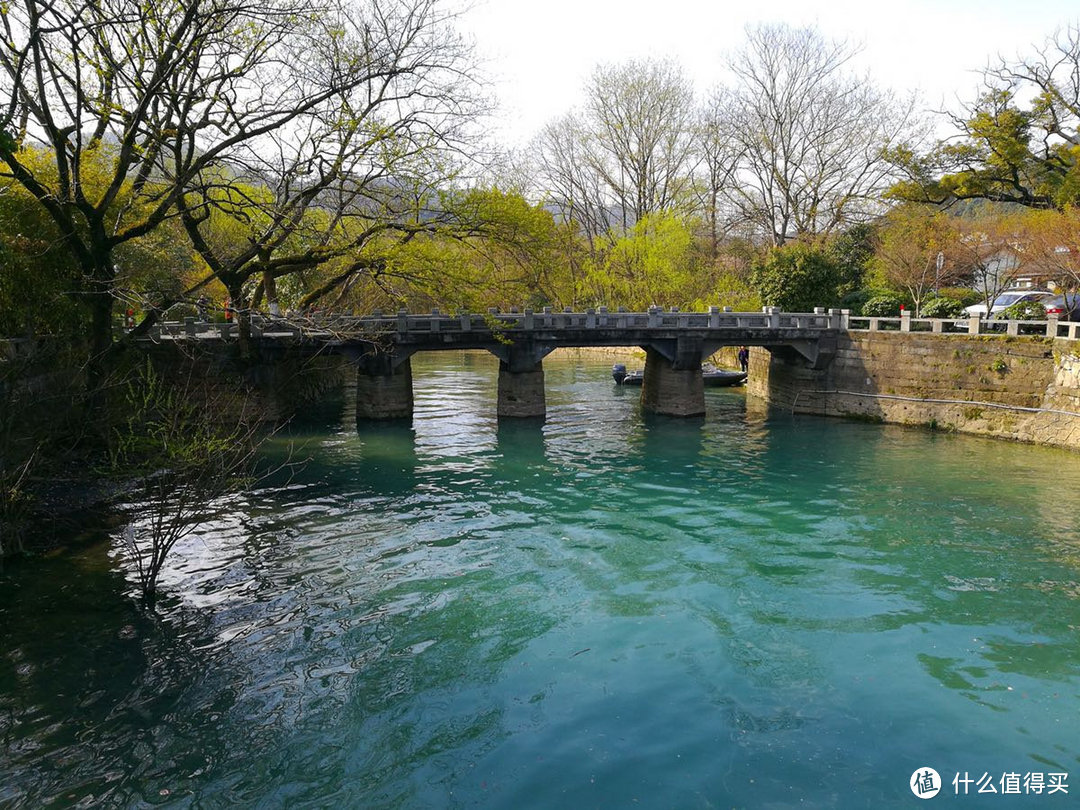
{"left": 324, "top": 306, "right": 843, "bottom": 421}
{"left": 640, "top": 336, "right": 708, "bottom": 417}
{"left": 352, "top": 342, "right": 556, "bottom": 420}
{"left": 354, "top": 352, "right": 413, "bottom": 420}
{"left": 491, "top": 341, "right": 551, "bottom": 418}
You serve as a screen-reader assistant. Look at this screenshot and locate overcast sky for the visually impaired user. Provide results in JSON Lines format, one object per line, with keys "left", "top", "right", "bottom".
{"left": 458, "top": 0, "right": 1080, "bottom": 148}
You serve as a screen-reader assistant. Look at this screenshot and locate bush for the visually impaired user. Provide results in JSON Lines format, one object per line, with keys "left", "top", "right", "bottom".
{"left": 840, "top": 289, "right": 875, "bottom": 315}
{"left": 862, "top": 295, "right": 903, "bottom": 317}
{"left": 920, "top": 297, "right": 965, "bottom": 318}
{"left": 936, "top": 286, "right": 982, "bottom": 307}
{"left": 750, "top": 243, "right": 849, "bottom": 311}
{"left": 999, "top": 301, "right": 1046, "bottom": 320}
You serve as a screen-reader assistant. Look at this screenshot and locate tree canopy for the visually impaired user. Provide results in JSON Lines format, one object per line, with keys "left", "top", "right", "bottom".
{"left": 0, "top": 0, "right": 483, "bottom": 356}
{"left": 889, "top": 24, "right": 1080, "bottom": 211}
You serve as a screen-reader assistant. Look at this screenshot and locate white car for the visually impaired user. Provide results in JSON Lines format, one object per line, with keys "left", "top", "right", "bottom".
{"left": 963, "top": 289, "right": 1054, "bottom": 319}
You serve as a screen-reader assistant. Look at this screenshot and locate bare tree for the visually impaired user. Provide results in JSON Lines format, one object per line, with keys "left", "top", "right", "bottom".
{"left": 531, "top": 113, "right": 619, "bottom": 253}
{"left": 719, "top": 24, "right": 918, "bottom": 246}
{"left": 532, "top": 59, "right": 697, "bottom": 242}
{"left": 0, "top": 0, "right": 482, "bottom": 367}
{"left": 584, "top": 59, "right": 698, "bottom": 228}
{"left": 954, "top": 217, "right": 1028, "bottom": 315}
{"left": 108, "top": 359, "right": 298, "bottom": 604}
{"left": 694, "top": 89, "right": 742, "bottom": 262}
{"left": 1020, "top": 207, "right": 1080, "bottom": 290}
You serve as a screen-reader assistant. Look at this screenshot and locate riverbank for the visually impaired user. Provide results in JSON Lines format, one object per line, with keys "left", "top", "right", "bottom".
{"left": 748, "top": 332, "right": 1080, "bottom": 451}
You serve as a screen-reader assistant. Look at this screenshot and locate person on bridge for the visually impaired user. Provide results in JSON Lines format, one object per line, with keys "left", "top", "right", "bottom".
{"left": 738, "top": 346, "right": 749, "bottom": 373}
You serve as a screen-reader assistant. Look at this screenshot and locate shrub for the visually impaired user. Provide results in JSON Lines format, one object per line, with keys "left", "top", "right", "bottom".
{"left": 936, "top": 286, "right": 982, "bottom": 307}
{"left": 862, "top": 295, "right": 903, "bottom": 317}
{"left": 750, "top": 243, "right": 847, "bottom": 311}
{"left": 840, "top": 289, "right": 875, "bottom": 315}
{"left": 999, "top": 301, "right": 1046, "bottom": 320}
{"left": 921, "top": 297, "right": 965, "bottom": 318}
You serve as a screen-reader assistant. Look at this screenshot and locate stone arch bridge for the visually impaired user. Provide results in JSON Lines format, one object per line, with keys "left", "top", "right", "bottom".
{"left": 147, "top": 306, "right": 847, "bottom": 418}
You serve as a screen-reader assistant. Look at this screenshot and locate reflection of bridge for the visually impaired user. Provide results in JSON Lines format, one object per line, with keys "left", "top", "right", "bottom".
{"left": 147, "top": 306, "right": 847, "bottom": 418}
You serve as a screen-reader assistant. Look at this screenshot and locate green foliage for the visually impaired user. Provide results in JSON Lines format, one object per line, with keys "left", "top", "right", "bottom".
{"left": 334, "top": 188, "right": 569, "bottom": 313}
{"left": 936, "top": 286, "right": 982, "bottom": 307}
{"left": 888, "top": 85, "right": 1080, "bottom": 210}
{"left": 920, "top": 297, "right": 965, "bottom": 318}
{"left": 749, "top": 242, "right": 848, "bottom": 311}
{"left": 999, "top": 300, "right": 1046, "bottom": 320}
{"left": 0, "top": 177, "right": 86, "bottom": 338}
{"left": 590, "top": 213, "right": 698, "bottom": 309}
{"left": 828, "top": 222, "right": 875, "bottom": 296}
{"left": 693, "top": 270, "right": 761, "bottom": 312}
{"left": 0, "top": 146, "right": 201, "bottom": 340}
{"left": 840, "top": 288, "right": 906, "bottom": 315}
{"left": 862, "top": 295, "right": 903, "bottom": 316}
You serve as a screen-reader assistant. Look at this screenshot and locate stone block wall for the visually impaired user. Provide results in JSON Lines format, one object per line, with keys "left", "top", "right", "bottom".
{"left": 141, "top": 342, "right": 348, "bottom": 423}
{"left": 747, "top": 333, "right": 1080, "bottom": 450}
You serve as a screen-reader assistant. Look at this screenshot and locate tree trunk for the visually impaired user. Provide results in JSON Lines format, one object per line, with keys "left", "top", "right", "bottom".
{"left": 84, "top": 254, "right": 120, "bottom": 413}
{"left": 263, "top": 270, "right": 280, "bottom": 316}
{"left": 226, "top": 279, "right": 254, "bottom": 360}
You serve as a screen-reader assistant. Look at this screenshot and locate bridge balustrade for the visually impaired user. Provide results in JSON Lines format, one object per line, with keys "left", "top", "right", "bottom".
{"left": 147, "top": 306, "right": 847, "bottom": 341}
{"left": 846, "top": 315, "right": 1080, "bottom": 340}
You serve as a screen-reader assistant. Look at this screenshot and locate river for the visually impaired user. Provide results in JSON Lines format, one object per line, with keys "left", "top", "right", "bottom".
{"left": 2, "top": 350, "right": 1079, "bottom": 808}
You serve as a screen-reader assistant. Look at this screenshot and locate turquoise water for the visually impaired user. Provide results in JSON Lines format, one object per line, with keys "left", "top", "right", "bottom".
{"left": 2, "top": 350, "right": 1080, "bottom": 808}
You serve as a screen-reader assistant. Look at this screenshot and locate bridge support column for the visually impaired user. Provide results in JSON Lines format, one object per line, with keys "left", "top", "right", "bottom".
{"left": 641, "top": 347, "right": 705, "bottom": 417}
{"left": 497, "top": 360, "right": 545, "bottom": 418}
{"left": 356, "top": 355, "right": 413, "bottom": 420}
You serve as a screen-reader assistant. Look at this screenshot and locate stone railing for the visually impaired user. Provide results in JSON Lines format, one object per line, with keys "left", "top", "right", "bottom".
{"left": 846, "top": 310, "right": 1080, "bottom": 340}
{"left": 145, "top": 305, "right": 846, "bottom": 340}
{"left": 142, "top": 306, "right": 1080, "bottom": 342}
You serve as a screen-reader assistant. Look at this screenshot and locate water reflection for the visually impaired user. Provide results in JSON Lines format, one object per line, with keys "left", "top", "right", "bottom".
{"left": 3, "top": 352, "right": 1080, "bottom": 808}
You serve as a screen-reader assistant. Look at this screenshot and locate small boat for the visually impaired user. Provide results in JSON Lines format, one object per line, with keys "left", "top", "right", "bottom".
{"left": 702, "top": 363, "right": 748, "bottom": 387}
{"left": 612, "top": 363, "right": 643, "bottom": 385}
{"left": 612, "top": 363, "right": 746, "bottom": 387}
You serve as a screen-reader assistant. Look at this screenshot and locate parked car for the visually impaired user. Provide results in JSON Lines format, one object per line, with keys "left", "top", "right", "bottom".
{"left": 1042, "top": 292, "right": 1080, "bottom": 321}
{"left": 963, "top": 289, "right": 1055, "bottom": 319}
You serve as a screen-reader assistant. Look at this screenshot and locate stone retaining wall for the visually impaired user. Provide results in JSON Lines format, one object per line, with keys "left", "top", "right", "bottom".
{"left": 747, "top": 332, "right": 1080, "bottom": 450}
{"left": 140, "top": 342, "right": 348, "bottom": 423}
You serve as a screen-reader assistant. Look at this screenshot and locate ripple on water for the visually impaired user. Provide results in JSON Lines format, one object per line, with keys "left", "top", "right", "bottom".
{"left": 5, "top": 352, "right": 1080, "bottom": 808}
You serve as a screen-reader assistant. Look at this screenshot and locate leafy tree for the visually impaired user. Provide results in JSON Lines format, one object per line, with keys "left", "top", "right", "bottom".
{"left": 749, "top": 241, "right": 848, "bottom": 311}
{"left": 0, "top": 0, "right": 480, "bottom": 367}
{"left": 586, "top": 212, "right": 697, "bottom": 308}
{"left": 695, "top": 269, "right": 760, "bottom": 312}
{"left": 300, "top": 187, "right": 569, "bottom": 313}
{"left": 828, "top": 222, "right": 876, "bottom": 299}
{"left": 870, "top": 204, "right": 959, "bottom": 316}
{"left": 889, "top": 25, "right": 1080, "bottom": 211}
{"left": 0, "top": 171, "right": 83, "bottom": 337}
